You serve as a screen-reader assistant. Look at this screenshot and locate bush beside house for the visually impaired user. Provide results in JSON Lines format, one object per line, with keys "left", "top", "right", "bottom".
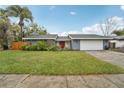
{"left": 22, "top": 41, "right": 60, "bottom": 51}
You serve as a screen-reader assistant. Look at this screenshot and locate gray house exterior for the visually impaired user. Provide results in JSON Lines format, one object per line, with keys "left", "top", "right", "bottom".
{"left": 22, "top": 34, "right": 113, "bottom": 50}
{"left": 71, "top": 40, "right": 80, "bottom": 50}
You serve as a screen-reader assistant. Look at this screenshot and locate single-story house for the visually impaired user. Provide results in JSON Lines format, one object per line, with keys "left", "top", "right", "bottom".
{"left": 22, "top": 34, "right": 113, "bottom": 50}
{"left": 109, "top": 36, "right": 124, "bottom": 48}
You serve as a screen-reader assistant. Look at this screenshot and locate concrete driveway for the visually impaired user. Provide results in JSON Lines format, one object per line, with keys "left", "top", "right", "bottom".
{"left": 0, "top": 74, "right": 124, "bottom": 88}
{"left": 86, "top": 51, "right": 124, "bottom": 69}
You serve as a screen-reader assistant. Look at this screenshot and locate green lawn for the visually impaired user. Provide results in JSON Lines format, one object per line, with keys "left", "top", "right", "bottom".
{"left": 0, "top": 50, "right": 124, "bottom": 75}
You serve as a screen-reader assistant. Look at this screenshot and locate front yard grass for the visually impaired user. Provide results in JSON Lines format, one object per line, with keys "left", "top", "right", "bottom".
{"left": 0, "top": 50, "right": 124, "bottom": 75}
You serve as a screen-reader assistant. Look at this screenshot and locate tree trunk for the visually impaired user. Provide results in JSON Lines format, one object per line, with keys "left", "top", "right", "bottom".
{"left": 19, "top": 24, "right": 24, "bottom": 41}
{"left": 19, "top": 18, "right": 24, "bottom": 41}
{"left": 20, "top": 25, "right": 23, "bottom": 41}
{"left": 0, "top": 39, "right": 3, "bottom": 50}
{"left": 2, "top": 32, "right": 8, "bottom": 50}
{"left": 13, "top": 31, "right": 16, "bottom": 41}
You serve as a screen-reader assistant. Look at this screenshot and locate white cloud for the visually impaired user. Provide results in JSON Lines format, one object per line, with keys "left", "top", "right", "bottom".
{"left": 82, "top": 24, "right": 103, "bottom": 35}
{"left": 60, "top": 31, "right": 84, "bottom": 36}
{"left": 82, "top": 16, "right": 124, "bottom": 35}
{"left": 68, "top": 31, "right": 83, "bottom": 34}
{"left": 111, "top": 16, "right": 124, "bottom": 26}
{"left": 120, "top": 5, "right": 124, "bottom": 11}
{"left": 50, "top": 31, "right": 83, "bottom": 36}
{"left": 69, "top": 11, "right": 77, "bottom": 15}
{"left": 50, "top": 31, "right": 84, "bottom": 36}
{"left": 49, "top": 5, "right": 56, "bottom": 10}
{"left": 50, "top": 16, "right": 124, "bottom": 36}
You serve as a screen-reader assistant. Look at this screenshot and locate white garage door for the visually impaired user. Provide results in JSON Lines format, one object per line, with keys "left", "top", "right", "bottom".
{"left": 80, "top": 40, "right": 103, "bottom": 50}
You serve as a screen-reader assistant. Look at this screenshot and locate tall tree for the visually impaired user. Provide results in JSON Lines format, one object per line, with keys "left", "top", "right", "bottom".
{"left": 30, "top": 23, "right": 47, "bottom": 35}
{"left": 7, "top": 5, "right": 33, "bottom": 40}
{"left": 0, "top": 8, "right": 10, "bottom": 49}
{"left": 99, "top": 17, "right": 119, "bottom": 36}
{"left": 23, "top": 23, "right": 47, "bottom": 36}
{"left": 10, "top": 23, "right": 20, "bottom": 41}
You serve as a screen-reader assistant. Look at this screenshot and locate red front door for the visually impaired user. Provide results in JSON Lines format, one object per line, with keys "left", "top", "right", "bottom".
{"left": 59, "top": 41, "right": 65, "bottom": 48}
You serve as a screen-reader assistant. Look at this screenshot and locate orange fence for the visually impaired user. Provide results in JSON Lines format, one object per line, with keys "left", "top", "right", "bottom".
{"left": 11, "top": 41, "right": 30, "bottom": 50}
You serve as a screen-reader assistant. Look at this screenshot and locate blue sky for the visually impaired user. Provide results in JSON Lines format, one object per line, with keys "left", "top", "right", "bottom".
{"left": 27, "top": 5, "right": 124, "bottom": 35}
{"left": 1, "top": 5, "right": 124, "bottom": 35}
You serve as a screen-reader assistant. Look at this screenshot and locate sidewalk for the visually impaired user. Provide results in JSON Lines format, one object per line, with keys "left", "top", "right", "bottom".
{"left": 0, "top": 74, "right": 124, "bottom": 88}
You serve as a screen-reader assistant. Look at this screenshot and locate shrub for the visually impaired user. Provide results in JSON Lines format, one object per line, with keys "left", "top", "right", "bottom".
{"left": 48, "top": 45, "right": 60, "bottom": 51}
{"left": 21, "top": 41, "right": 61, "bottom": 51}
{"left": 22, "top": 41, "right": 51, "bottom": 51}
{"left": 21, "top": 45, "right": 26, "bottom": 50}
{"left": 29, "top": 45, "right": 38, "bottom": 51}
{"left": 22, "top": 45, "right": 30, "bottom": 51}
{"left": 36, "top": 41, "right": 48, "bottom": 51}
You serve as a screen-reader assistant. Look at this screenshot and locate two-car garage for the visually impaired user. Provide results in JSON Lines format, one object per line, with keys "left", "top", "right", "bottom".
{"left": 80, "top": 40, "right": 104, "bottom": 50}
{"left": 69, "top": 34, "right": 111, "bottom": 50}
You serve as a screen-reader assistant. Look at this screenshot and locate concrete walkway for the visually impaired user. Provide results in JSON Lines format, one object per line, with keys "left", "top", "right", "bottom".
{"left": 86, "top": 51, "right": 124, "bottom": 69}
{"left": 0, "top": 74, "right": 124, "bottom": 88}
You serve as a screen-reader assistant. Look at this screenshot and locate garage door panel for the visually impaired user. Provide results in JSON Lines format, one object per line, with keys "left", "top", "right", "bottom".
{"left": 80, "top": 40, "right": 103, "bottom": 50}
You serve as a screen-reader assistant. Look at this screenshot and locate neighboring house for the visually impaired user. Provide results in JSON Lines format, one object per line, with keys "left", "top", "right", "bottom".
{"left": 109, "top": 36, "right": 124, "bottom": 48}
{"left": 23, "top": 34, "right": 112, "bottom": 50}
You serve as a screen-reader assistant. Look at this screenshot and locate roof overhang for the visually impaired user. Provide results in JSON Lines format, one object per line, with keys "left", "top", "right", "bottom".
{"left": 70, "top": 38, "right": 113, "bottom": 40}
{"left": 68, "top": 34, "right": 113, "bottom": 40}
{"left": 113, "top": 38, "right": 124, "bottom": 40}
{"left": 22, "top": 38, "right": 56, "bottom": 40}
{"left": 56, "top": 39, "right": 71, "bottom": 41}
{"left": 109, "top": 40, "right": 118, "bottom": 43}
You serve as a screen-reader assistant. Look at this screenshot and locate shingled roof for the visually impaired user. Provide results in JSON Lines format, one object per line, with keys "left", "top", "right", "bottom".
{"left": 22, "top": 34, "right": 58, "bottom": 40}
{"left": 23, "top": 34, "right": 113, "bottom": 40}
{"left": 56, "top": 36, "right": 71, "bottom": 41}
{"left": 113, "top": 36, "right": 124, "bottom": 40}
{"left": 69, "top": 34, "right": 112, "bottom": 39}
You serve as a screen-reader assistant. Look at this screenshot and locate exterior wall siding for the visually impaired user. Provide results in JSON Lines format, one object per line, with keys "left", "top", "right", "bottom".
{"left": 71, "top": 40, "right": 80, "bottom": 50}
{"left": 109, "top": 40, "right": 124, "bottom": 48}
{"left": 116, "top": 40, "right": 124, "bottom": 48}
{"left": 65, "top": 41, "right": 71, "bottom": 49}
{"left": 46, "top": 40, "right": 56, "bottom": 45}
{"left": 29, "top": 41, "right": 37, "bottom": 45}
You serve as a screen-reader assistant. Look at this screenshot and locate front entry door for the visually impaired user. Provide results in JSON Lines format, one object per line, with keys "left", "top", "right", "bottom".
{"left": 59, "top": 41, "right": 65, "bottom": 49}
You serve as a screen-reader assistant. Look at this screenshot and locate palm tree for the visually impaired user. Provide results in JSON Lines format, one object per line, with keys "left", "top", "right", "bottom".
{"left": 0, "top": 8, "right": 10, "bottom": 50}
{"left": 7, "top": 5, "right": 33, "bottom": 40}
